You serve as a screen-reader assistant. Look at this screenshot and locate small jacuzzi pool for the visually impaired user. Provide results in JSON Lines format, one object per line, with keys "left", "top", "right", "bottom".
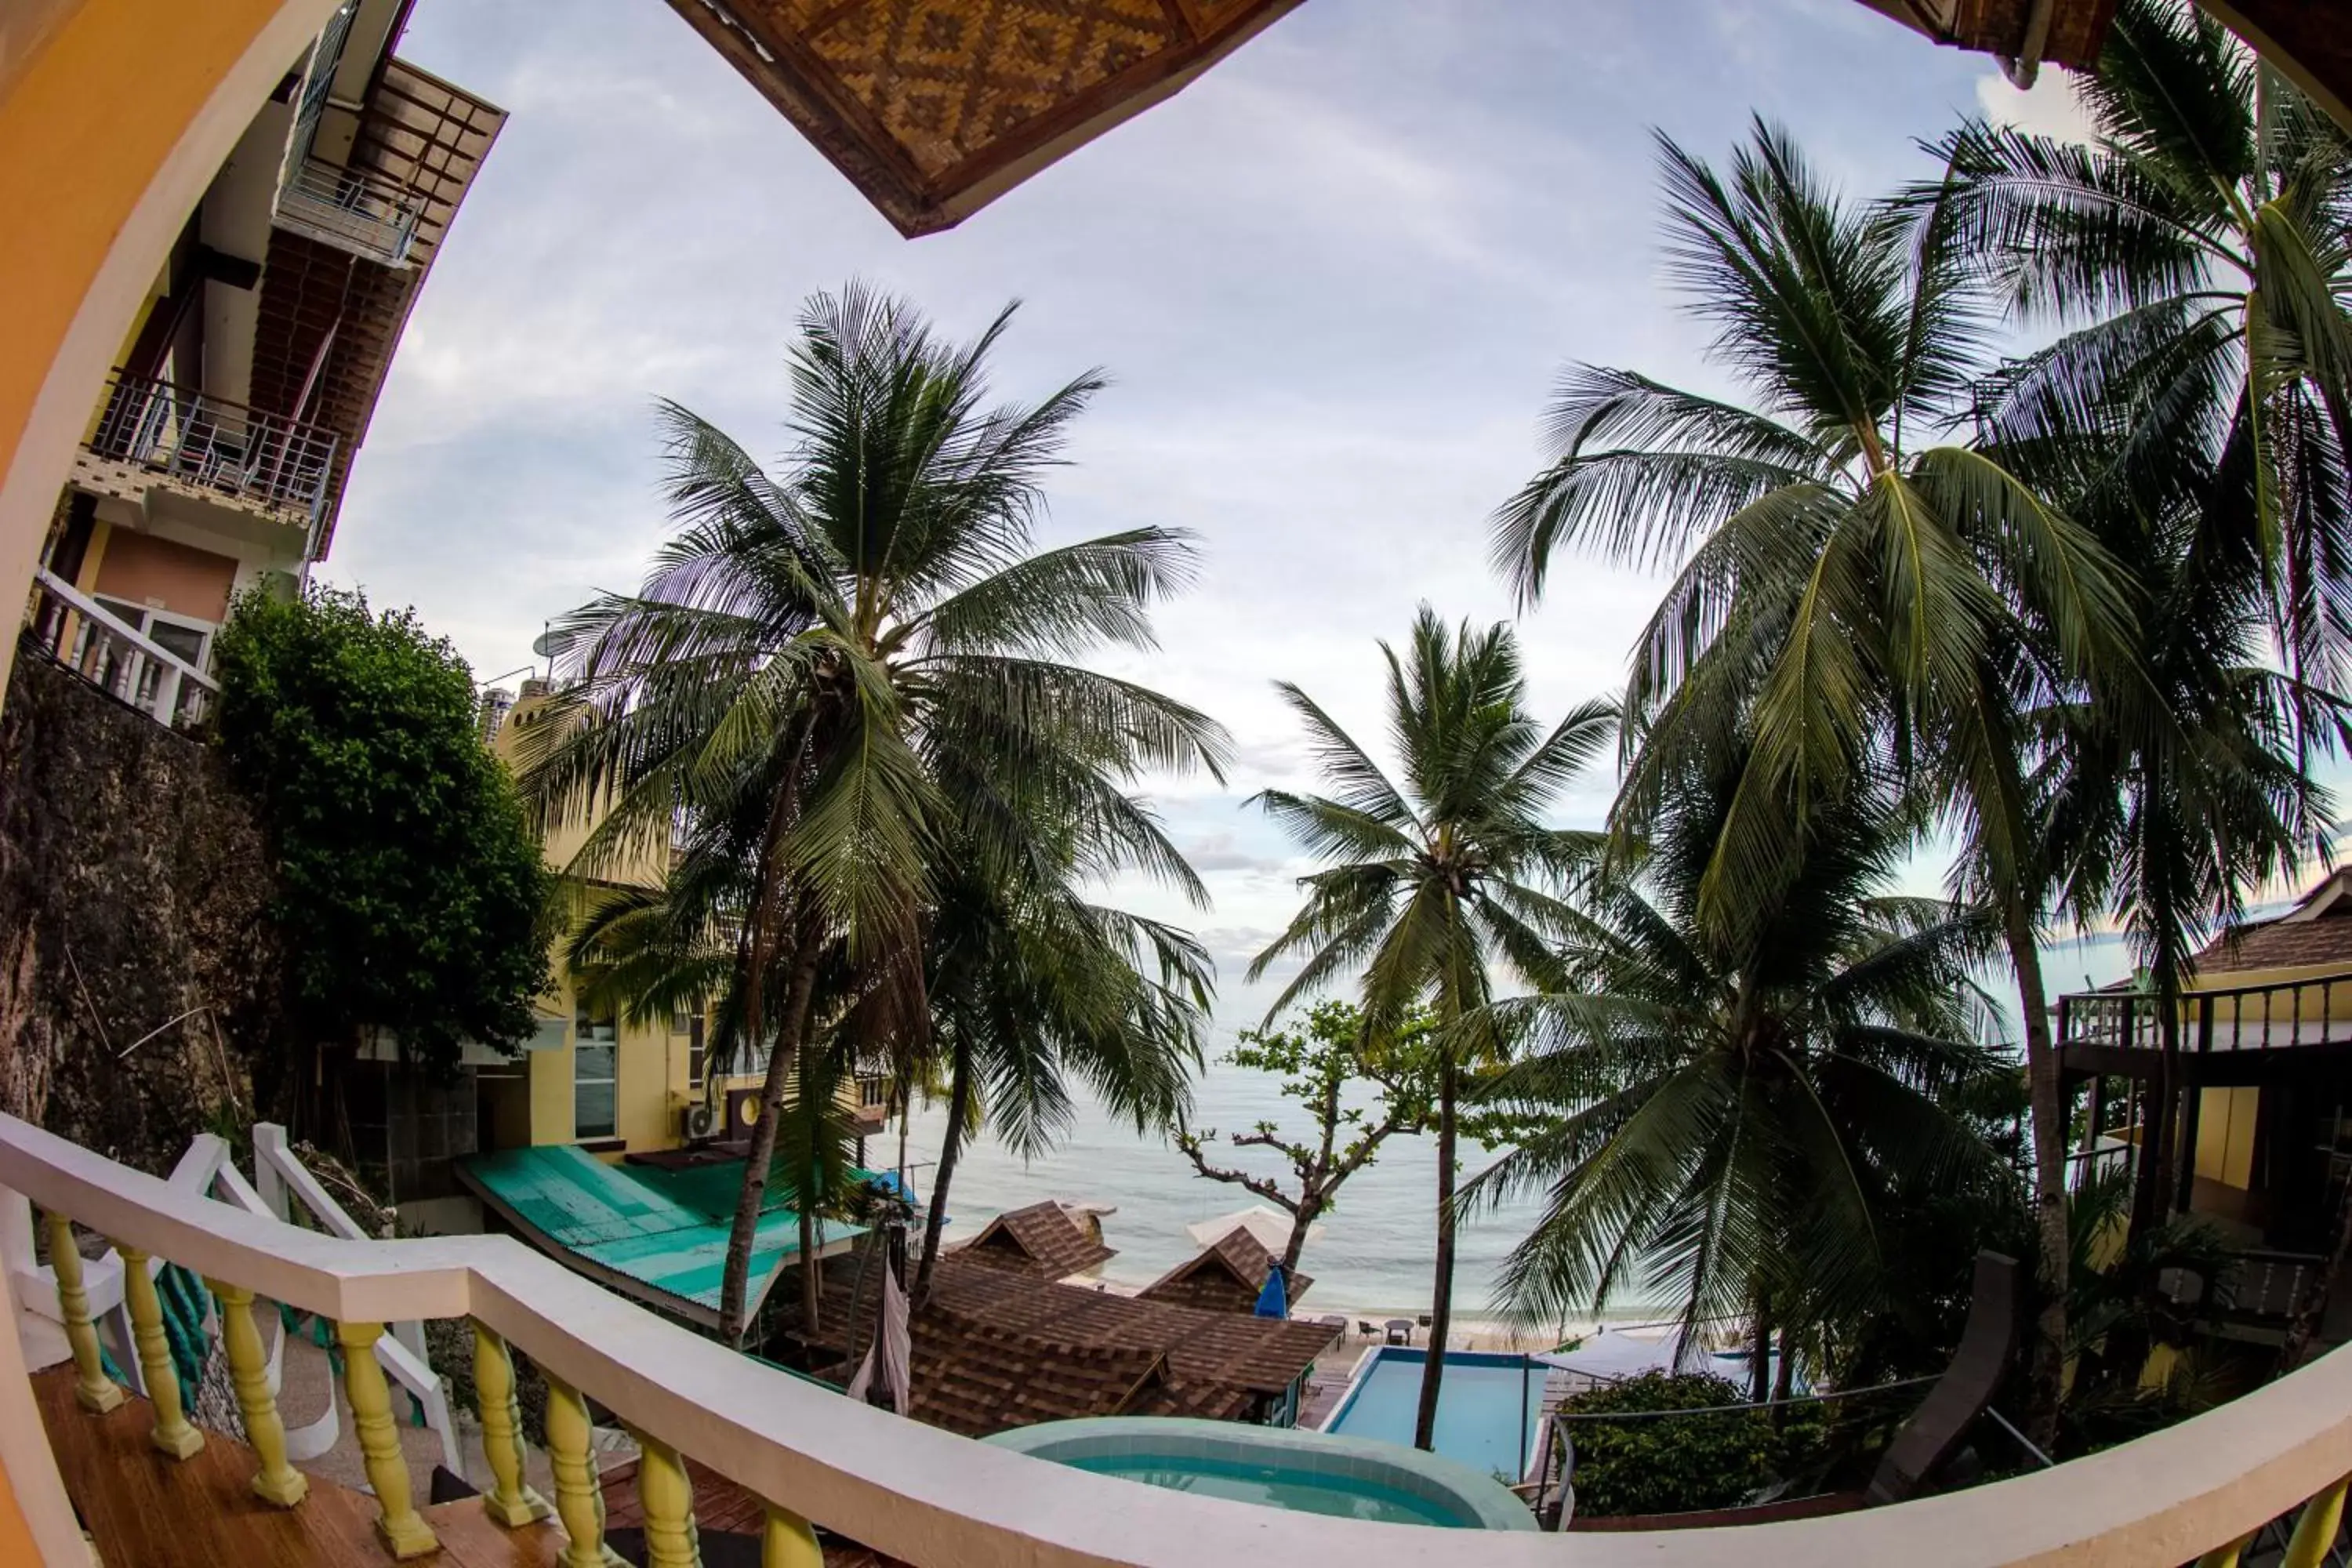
{"left": 984, "top": 1417, "right": 1537, "bottom": 1530}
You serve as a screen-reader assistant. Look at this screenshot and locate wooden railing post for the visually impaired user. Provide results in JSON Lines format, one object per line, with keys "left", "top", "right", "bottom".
{"left": 629, "top": 1428, "right": 702, "bottom": 1568}
{"left": 546, "top": 1374, "right": 624, "bottom": 1568}
{"left": 114, "top": 1244, "right": 201, "bottom": 1459}
{"left": 473, "top": 1322, "right": 552, "bottom": 1528}
{"left": 762, "top": 1505, "right": 823, "bottom": 1568}
{"left": 2282, "top": 1476, "right": 2350, "bottom": 1568}
{"left": 208, "top": 1280, "right": 307, "bottom": 1507}
{"left": 335, "top": 1320, "right": 437, "bottom": 1559}
{"left": 43, "top": 1212, "right": 122, "bottom": 1414}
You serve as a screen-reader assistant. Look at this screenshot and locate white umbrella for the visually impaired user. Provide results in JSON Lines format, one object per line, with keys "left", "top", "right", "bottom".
{"left": 846, "top": 1254, "right": 911, "bottom": 1416}
{"left": 1184, "top": 1206, "right": 1319, "bottom": 1254}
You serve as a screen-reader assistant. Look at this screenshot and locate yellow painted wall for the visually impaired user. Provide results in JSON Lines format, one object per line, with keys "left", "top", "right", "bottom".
{"left": 2194, "top": 1085, "right": 2261, "bottom": 1191}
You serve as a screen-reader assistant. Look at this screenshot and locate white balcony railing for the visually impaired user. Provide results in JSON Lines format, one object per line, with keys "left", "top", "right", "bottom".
{"left": 4, "top": 1105, "right": 2352, "bottom": 1566}
{"left": 24, "top": 569, "right": 217, "bottom": 731}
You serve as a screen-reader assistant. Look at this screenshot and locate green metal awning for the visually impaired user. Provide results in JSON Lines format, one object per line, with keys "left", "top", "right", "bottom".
{"left": 459, "top": 1144, "right": 864, "bottom": 1327}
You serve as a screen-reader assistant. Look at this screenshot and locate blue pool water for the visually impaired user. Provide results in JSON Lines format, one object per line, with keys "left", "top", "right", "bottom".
{"left": 1323, "top": 1349, "right": 1545, "bottom": 1482}
{"left": 1060, "top": 1452, "right": 1464, "bottom": 1526}
{"left": 985, "top": 1416, "right": 1539, "bottom": 1530}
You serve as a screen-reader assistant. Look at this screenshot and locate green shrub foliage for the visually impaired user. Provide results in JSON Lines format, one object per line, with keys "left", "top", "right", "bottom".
{"left": 1562, "top": 1370, "right": 1827, "bottom": 1518}
{"left": 212, "top": 586, "right": 553, "bottom": 1076}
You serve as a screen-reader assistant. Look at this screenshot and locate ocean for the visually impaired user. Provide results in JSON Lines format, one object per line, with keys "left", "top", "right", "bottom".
{"left": 891, "top": 1061, "right": 1639, "bottom": 1323}
{"left": 886, "top": 931, "right": 2143, "bottom": 1323}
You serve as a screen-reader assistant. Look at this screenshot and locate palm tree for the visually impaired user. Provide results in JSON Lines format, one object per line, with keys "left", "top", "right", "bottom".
{"left": 1933, "top": 0, "right": 2352, "bottom": 694}
{"left": 2001, "top": 413, "right": 2329, "bottom": 1233}
{"left": 1472, "top": 753, "right": 2008, "bottom": 1402}
{"left": 519, "top": 284, "right": 1229, "bottom": 1342}
{"left": 1489, "top": 121, "right": 2134, "bottom": 1431}
{"left": 911, "top": 844, "right": 1214, "bottom": 1298}
{"left": 1250, "top": 608, "right": 1613, "bottom": 1450}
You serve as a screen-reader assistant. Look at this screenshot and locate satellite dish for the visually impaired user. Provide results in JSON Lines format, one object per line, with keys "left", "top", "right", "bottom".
{"left": 531, "top": 626, "right": 575, "bottom": 660}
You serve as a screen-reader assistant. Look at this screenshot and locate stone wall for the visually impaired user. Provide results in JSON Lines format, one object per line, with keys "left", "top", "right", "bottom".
{"left": 0, "top": 646, "right": 286, "bottom": 1171}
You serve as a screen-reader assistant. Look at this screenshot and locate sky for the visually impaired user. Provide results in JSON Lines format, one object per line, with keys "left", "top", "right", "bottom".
{"left": 322, "top": 0, "right": 2102, "bottom": 1035}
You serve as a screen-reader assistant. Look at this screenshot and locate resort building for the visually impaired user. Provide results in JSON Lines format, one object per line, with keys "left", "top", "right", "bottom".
{"left": 474, "top": 679, "right": 892, "bottom": 1174}
{"left": 793, "top": 1206, "right": 1338, "bottom": 1436}
{"left": 2059, "top": 871, "right": 2352, "bottom": 1345}
{"left": 9, "top": 2, "right": 2352, "bottom": 1566}
{"left": 20, "top": 0, "right": 502, "bottom": 730}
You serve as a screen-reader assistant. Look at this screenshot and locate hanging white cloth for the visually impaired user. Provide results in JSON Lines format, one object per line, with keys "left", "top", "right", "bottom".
{"left": 846, "top": 1254, "right": 912, "bottom": 1415}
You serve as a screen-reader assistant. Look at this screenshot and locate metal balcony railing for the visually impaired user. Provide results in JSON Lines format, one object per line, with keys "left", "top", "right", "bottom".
{"left": 273, "top": 156, "right": 426, "bottom": 267}
{"left": 24, "top": 569, "right": 217, "bottom": 731}
{"left": 2058, "top": 971, "right": 2352, "bottom": 1058}
{"left": 85, "top": 369, "right": 338, "bottom": 528}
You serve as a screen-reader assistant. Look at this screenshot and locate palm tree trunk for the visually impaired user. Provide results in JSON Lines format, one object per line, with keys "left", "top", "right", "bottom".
{"left": 1749, "top": 1294, "right": 1773, "bottom": 1406}
{"left": 1412, "top": 1058, "right": 1458, "bottom": 1451}
{"left": 915, "top": 1046, "right": 973, "bottom": 1300}
{"left": 799, "top": 1205, "right": 822, "bottom": 1339}
{"left": 2003, "top": 907, "right": 2069, "bottom": 1448}
{"left": 718, "top": 936, "right": 822, "bottom": 1345}
{"left": 1770, "top": 1323, "right": 1795, "bottom": 1432}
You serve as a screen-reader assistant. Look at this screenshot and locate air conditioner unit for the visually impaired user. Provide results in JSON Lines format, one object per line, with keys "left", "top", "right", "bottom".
{"left": 682, "top": 1102, "right": 717, "bottom": 1142}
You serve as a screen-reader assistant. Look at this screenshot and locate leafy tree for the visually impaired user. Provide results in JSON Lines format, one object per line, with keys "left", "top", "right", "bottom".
{"left": 212, "top": 586, "right": 554, "bottom": 1133}
{"left": 1489, "top": 121, "right": 2134, "bottom": 1436}
{"left": 1474, "top": 745, "right": 2009, "bottom": 1402}
{"left": 517, "top": 285, "right": 1227, "bottom": 1342}
{"left": 1250, "top": 608, "right": 1613, "bottom": 1449}
{"left": 1174, "top": 999, "right": 1440, "bottom": 1274}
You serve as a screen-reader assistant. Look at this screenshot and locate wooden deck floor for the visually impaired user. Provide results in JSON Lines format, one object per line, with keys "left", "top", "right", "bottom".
{"left": 35, "top": 1365, "right": 911, "bottom": 1567}
{"left": 35, "top": 1365, "right": 567, "bottom": 1567}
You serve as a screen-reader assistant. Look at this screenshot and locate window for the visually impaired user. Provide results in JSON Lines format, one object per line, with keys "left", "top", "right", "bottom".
{"left": 686, "top": 1014, "right": 706, "bottom": 1093}
{"left": 93, "top": 596, "right": 212, "bottom": 670}
{"left": 573, "top": 1005, "right": 617, "bottom": 1140}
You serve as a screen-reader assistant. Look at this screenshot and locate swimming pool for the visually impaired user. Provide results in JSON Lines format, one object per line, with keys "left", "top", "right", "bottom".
{"left": 1320, "top": 1348, "right": 1547, "bottom": 1482}
{"left": 984, "top": 1417, "right": 1537, "bottom": 1530}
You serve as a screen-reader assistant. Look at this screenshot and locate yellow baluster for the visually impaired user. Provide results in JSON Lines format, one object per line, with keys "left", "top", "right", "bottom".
{"left": 473, "top": 1323, "right": 552, "bottom": 1527}
{"left": 762, "top": 1505, "right": 823, "bottom": 1568}
{"left": 546, "top": 1374, "right": 624, "bottom": 1568}
{"left": 335, "top": 1320, "right": 437, "bottom": 1559}
{"left": 629, "top": 1428, "right": 701, "bottom": 1568}
{"left": 2285, "top": 1477, "right": 2350, "bottom": 1568}
{"left": 206, "top": 1280, "right": 306, "bottom": 1507}
{"left": 43, "top": 1213, "right": 121, "bottom": 1414}
{"left": 114, "top": 1245, "right": 201, "bottom": 1459}
{"left": 2196, "top": 1533, "right": 2254, "bottom": 1568}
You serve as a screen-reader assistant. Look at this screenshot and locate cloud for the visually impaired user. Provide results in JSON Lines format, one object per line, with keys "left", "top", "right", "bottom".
{"left": 1974, "top": 66, "right": 2100, "bottom": 142}
{"left": 1181, "top": 833, "right": 1292, "bottom": 875}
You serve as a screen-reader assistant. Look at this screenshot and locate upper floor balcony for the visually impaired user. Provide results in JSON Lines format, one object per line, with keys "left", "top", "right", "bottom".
{"left": 78, "top": 368, "right": 339, "bottom": 543}
{"left": 273, "top": 157, "right": 427, "bottom": 269}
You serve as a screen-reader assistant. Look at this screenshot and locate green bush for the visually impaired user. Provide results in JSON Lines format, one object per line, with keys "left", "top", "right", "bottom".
{"left": 1561, "top": 1370, "right": 1829, "bottom": 1518}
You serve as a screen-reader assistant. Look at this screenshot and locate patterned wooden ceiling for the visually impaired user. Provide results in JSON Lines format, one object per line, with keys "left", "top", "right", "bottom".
{"left": 663, "top": 0, "right": 1303, "bottom": 236}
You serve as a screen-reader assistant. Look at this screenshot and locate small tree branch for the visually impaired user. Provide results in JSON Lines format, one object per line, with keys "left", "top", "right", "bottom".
{"left": 1178, "top": 1140, "right": 1300, "bottom": 1213}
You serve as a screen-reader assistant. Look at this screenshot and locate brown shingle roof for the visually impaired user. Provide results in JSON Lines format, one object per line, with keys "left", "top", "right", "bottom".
{"left": 2194, "top": 916, "right": 2352, "bottom": 975}
{"left": 951, "top": 1200, "right": 1115, "bottom": 1281}
{"left": 2194, "top": 873, "right": 2352, "bottom": 977}
{"left": 1135, "top": 1228, "right": 1312, "bottom": 1314}
{"left": 793, "top": 1249, "right": 1338, "bottom": 1437}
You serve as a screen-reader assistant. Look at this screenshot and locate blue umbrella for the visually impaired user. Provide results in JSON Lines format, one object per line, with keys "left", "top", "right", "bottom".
{"left": 1254, "top": 1261, "right": 1289, "bottom": 1319}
